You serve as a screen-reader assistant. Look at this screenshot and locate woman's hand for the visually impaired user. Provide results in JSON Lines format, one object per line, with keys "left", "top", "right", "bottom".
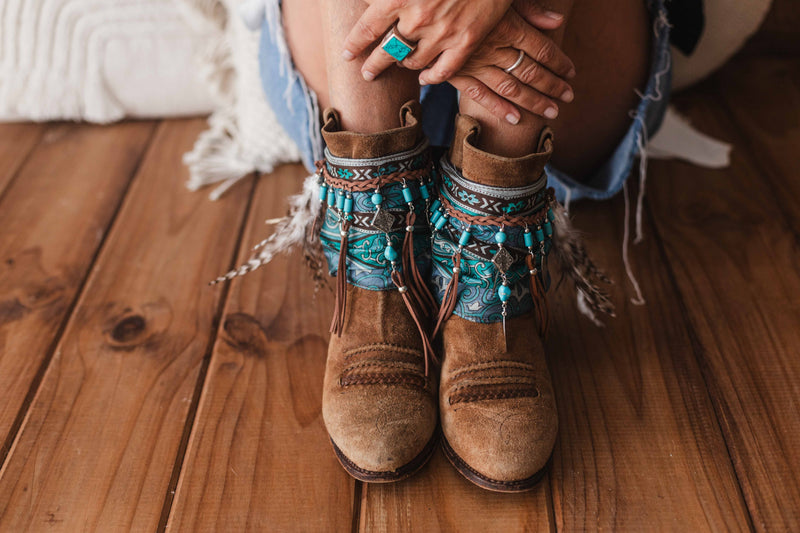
{"left": 444, "top": 2, "right": 577, "bottom": 124}
{"left": 342, "top": 0, "right": 514, "bottom": 82}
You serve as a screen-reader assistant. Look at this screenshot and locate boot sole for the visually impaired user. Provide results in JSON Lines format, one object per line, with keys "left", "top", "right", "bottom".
{"left": 330, "top": 432, "right": 438, "bottom": 483}
{"left": 441, "top": 435, "right": 550, "bottom": 493}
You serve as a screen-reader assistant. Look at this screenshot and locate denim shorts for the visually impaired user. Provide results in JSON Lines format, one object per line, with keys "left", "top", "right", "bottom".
{"left": 258, "top": 0, "right": 671, "bottom": 204}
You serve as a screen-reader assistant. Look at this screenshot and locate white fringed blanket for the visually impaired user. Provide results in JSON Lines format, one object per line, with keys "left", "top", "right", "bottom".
{"left": 0, "top": 0, "right": 217, "bottom": 122}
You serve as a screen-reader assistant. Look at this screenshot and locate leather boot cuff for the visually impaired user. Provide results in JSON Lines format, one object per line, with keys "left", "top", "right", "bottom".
{"left": 448, "top": 114, "right": 553, "bottom": 188}
{"left": 322, "top": 100, "right": 424, "bottom": 159}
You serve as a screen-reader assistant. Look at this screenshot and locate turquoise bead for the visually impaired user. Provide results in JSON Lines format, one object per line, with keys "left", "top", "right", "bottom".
{"left": 434, "top": 215, "right": 448, "bottom": 230}
{"left": 402, "top": 186, "right": 414, "bottom": 203}
{"left": 384, "top": 245, "right": 398, "bottom": 261}
{"left": 319, "top": 184, "right": 328, "bottom": 201}
{"left": 430, "top": 199, "right": 441, "bottom": 213}
{"left": 524, "top": 230, "right": 534, "bottom": 248}
{"left": 536, "top": 227, "right": 545, "bottom": 243}
{"left": 544, "top": 220, "right": 553, "bottom": 238}
{"left": 430, "top": 210, "right": 442, "bottom": 225}
{"left": 494, "top": 231, "right": 507, "bottom": 244}
{"left": 326, "top": 189, "right": 335, "bottom": 206}
{"left": 458, "top": 230, "right": 471, "bottom": 246}
{"left": 419, "top": 184, "right": 430, "bottom": 200}
{"left": 335, "top": 191, "right": 345, "bottom": 210}
{"left": 498, "top": 284, "right": 511, "bottom": 302}
{"left": 547, "top": 208, "right": 555, "bottom": 222}
{"left": 343, "top": 197, "right": 354, "bottom": 213}
{"left": 371, "top": 192, "right": 383, "bottom": 206}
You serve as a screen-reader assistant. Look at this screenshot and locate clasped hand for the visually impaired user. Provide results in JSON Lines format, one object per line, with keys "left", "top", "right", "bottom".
{"left": 342, "top": 0, "right": 576, "bottom": 123}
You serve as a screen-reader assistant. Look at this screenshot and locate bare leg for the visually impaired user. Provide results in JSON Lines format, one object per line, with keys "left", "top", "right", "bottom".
{"left": 461, "top": 0, "right": 651, "bottom": 180}
{"left": 284, "top": 0, "right": 418, "bottom": 133}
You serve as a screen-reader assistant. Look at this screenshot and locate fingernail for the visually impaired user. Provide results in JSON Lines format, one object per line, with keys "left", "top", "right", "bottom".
{"left": 506, "top": 113, "right": 520, "bottom": 125}
{"left": 419, "top": 78, "right": 429, "bottom": 86}
{"left": 544, "top": 11, "right": 563, "bottom": 20}
{"left": 567, "top": 67, "right": 577, "bottom": 79}
{"left": 544, "top": 107, "right": 558, "bottom": 119}
{"left": 342, "top": 49, "right": 355, "bottom": 61}
{"left": 561, "top": 89, "right": 574, "bottom": 103}
{"left": 362, "top": 70, "right": 375, "bottom": 81}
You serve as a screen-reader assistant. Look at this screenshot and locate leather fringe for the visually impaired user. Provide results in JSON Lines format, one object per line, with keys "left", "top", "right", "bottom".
{"left": 391, "top": 270, "right": 437, "bottom": 376}
{"left": 330, "top": 221, "right": 350, "bottom": 336}
{"left": 433, "top": 253, "right": 461, "bottom": 338}
{"left": 402, "top": 211, "right": 438, "bottom": 319}
{"left": 526, "top": 254, "right": 550, "bottom": 338}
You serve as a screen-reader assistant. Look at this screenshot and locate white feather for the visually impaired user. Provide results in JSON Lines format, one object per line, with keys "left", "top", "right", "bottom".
{"left": 210, "top": 172, "right": 321, "bottom": 284}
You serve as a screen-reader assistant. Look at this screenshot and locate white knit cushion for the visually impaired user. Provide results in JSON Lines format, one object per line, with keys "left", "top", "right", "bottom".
{"left": 0, "top": 0, "right": 217, "bottom": 122}
{"left": 672, "top": 0, "right": 773, "bottom": 90}
{"left": 181, "top": 0, "right": 303, "bottom": 200}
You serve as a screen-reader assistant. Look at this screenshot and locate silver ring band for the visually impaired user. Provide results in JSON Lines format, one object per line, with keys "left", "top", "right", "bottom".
{"left": 504, "top": 49, "right": 525, "bottom": 74}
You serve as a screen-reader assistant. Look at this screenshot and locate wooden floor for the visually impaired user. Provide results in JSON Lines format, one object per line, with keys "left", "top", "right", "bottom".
{"left": 0, "top": 55, "right": 798, "bottom": 532}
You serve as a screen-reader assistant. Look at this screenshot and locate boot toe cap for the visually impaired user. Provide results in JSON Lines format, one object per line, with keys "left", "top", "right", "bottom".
{"left": 442, "top": 399, "right": 557, "bottom": 484}
{"left": 323, "top": 385, "right": 437, "bottom": 474}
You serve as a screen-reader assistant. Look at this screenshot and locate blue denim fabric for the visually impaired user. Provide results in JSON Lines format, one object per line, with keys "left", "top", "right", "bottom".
{"left": 259, "top": 0, "right": 671, "bottom": 204}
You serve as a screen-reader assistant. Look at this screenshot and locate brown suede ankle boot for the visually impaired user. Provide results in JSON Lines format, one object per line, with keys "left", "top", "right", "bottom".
{"left": 429, "top": 114, "right": 559, "bottom": 492}
{"left": 319, "top": 101, "right": 439, "bottom": 482}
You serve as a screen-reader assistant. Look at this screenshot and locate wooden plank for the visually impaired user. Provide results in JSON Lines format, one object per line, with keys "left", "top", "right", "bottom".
{"left": 166, "top": 164, "right": 356, "bottom": 532}
{"left": 0, "top": 119, "right": 252, "bottom": 532}
{"left": 546, "top": 195, "right": 751, "bottom": 531}
{"left": 0, "top": 122, "right": 155, "bottom": 458}
{"left": 0, "top": 122, "right": 45, "bottom": 198}
{"left": 648, "top": 78, "right": 800, "bottom": 530}
{"left": 360, "top": 451, "right": 553, "bottom": 532}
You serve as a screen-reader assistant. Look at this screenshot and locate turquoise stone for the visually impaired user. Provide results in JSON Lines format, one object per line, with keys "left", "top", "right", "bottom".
{"left": 371, "top": 192, "right": 383, "bottom": 206}
{"left": 326, "top": 189, "right": 335, "bottom": 206}
{"left": 384, "top": 245, "right": 398, "bottom": 261}
{"left": 524, "top": 229, "right": 534, "bottom": 248}
{"left": 335, "top": 190, "right": 345, "bottom": 210}
{"left": 536, "top": 227, "right": 545, "bottom": 243}
{"left": 458, "top": 230, "right": 471, "bottom": 247}
{"left": 430, "top": 199, "right": 441, "bottom": 213}
{"left": 402, "top": 186, "right": 414, "bottom": 203}
{"left": 544, "top": 220, "right": 553, "bottom": 238}
{"left": 434, "top": 215, "right": 448, "bottom": 230}
{"left": 419, "top": 184, "right": 430, "bottom": 200}
{"left": 498, "top": 284, "right": 511, "bottom": 302}
{"left": 382, "top": 35, "right": 413, "bottom": 61}
{"left": 494, "top": 231, "right": 507, "bottom": 244}
{"left": 344, "top": 197, "right": 354, "bottom": 213}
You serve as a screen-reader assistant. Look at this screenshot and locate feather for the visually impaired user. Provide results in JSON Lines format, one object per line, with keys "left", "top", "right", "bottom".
{"left": 210, "top": 172, "right": 325, "bottom": 285}
{"left": 551, "top": 202, "right": 616, "bottom": 322}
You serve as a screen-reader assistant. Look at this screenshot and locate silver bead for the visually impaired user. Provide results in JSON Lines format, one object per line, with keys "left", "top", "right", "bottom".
{"left": 406, "top": 225, "right": 414, "bottom": 232}
{"left": 398, "top": 286, "right": 408, "bottom": 293}
{"left": 453, "top": 267, "right": 460, "bottom": 274}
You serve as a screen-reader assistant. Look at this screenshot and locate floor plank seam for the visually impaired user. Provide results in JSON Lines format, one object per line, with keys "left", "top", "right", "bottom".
{"left": 643, "top": 199, "right": 758, "bottom": 533}
{"left": 0, "top": 121, "right": 160, "bottom": 471}
{"left": 351, "top": 481, "right": 363, "bottom": 533}
{"left": 156, "top": 174, "right": 259, "bottom": 533}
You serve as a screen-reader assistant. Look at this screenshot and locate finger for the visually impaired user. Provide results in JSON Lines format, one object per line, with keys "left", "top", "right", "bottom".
{"left": 498, "top": 48, "right": 574, "bottom": 102}
{"left": 400, "top": 39, "right": 441, "bottom": 72}
{"left": 471, "top": 66, "right": 561, "bottom": 119}
{"left": 361, "top": 35, "right": 405, "bottom": 81}
{"left": 448, "top": 76, "right": 522, "bottom": 125}
{"left": 503, "top": 11, "right": 576, "bottom": 78}
{"left": 342, "top": 4, "right": 397, "bottom": 61}
{"left": 418, "top": 48, "right": 473, "bottom": 86}
{"left": 511, "top": 1, "right": 566, "bottom": 31}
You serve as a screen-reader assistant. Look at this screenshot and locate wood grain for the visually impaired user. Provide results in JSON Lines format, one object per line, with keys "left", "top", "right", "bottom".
{"left": 546, "top": 194, "right": 752, "bottom": 531}
{"left": 166, "top": 164, "right": 356, "bottom": 533}
{"left": 0, "top": 119, "right": 251, "bottom": 532}
{"left": 649, "top": 77, "right": 800, "bottom": 530}
{"left": 0, "top": 122, "right": 155, "bottom": 460}
{"left": 360, "top": 451, "right": 553, "bottom": 532}
{"left": 0, "top": 123, "right": 44, "bottom": 198}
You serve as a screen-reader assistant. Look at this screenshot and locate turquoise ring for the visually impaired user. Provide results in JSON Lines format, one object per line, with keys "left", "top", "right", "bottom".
{"left": 381, "top": 28, "right": 416, "bottom": 62}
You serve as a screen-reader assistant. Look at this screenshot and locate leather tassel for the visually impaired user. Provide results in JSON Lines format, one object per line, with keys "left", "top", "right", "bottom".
{"left": 433, "top": 253, "right": 461, "bottom": 338}
{"left": 402, "top": 211, "right": 438, "bottom": 319}
{"left": 330, "top": 220, "right": 351, "bottom": 336}
{"left": 391, "top": 270, "right": 437, "bottom": 376}
{"left": 526, "top": 254, "right": 550, "bottom": 338}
